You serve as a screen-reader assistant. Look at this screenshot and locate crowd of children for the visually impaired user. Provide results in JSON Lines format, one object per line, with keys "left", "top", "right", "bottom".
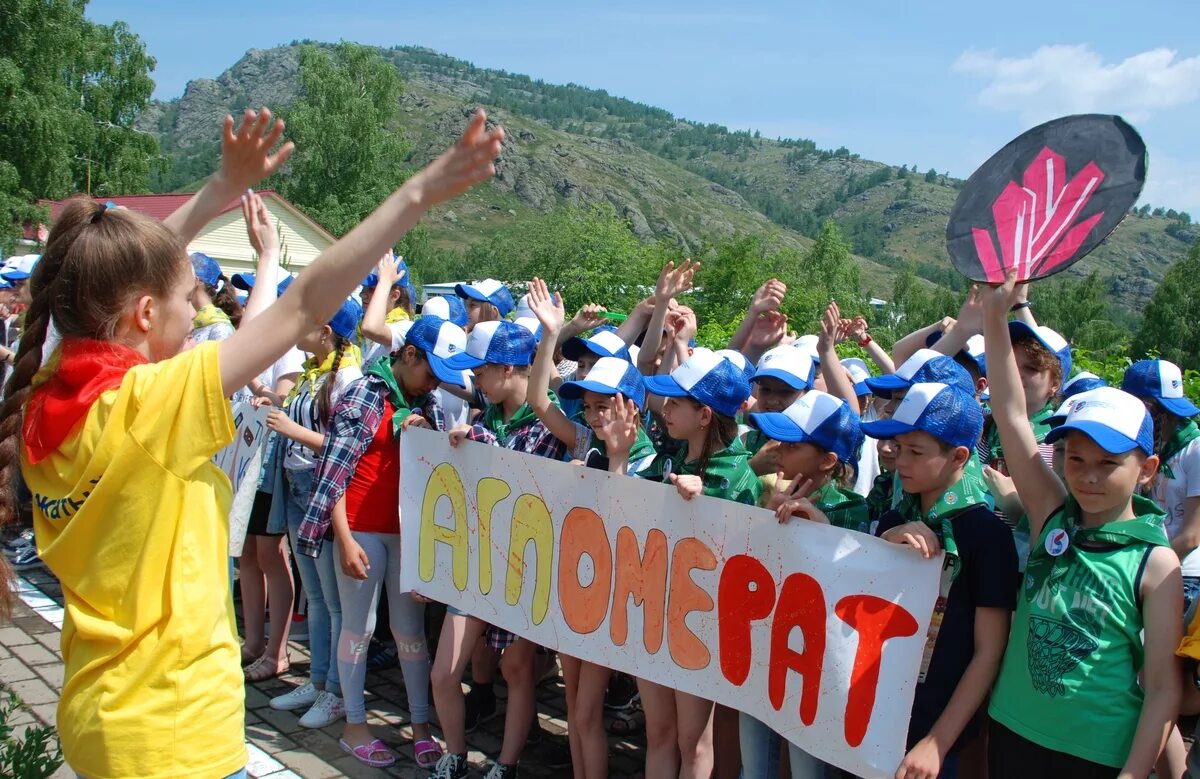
{"left": 3, "top": 107, "right": 1200, "bottom": 779}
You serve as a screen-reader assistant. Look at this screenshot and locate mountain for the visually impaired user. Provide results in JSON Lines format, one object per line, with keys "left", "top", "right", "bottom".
{"left": 139, "top": 44, "right": 1197, "bottom": 308}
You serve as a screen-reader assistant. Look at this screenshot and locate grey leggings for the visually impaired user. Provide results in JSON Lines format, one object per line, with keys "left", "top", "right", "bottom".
{"left": 334, "top": 531, "right": 430, "bottom": 725}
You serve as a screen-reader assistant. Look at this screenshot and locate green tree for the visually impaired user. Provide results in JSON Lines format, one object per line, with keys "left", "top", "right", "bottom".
{"left": 0, "top": 1, "right": 159, "bottom": 250}
{"left": 924, "top": 167, "right": 938, "bottom": 183}
{"left": 1132, "top": 241, "right": 1200, "bottom": 367}
{"left": 275, "top": 42, "right": 409, "bottom": 236}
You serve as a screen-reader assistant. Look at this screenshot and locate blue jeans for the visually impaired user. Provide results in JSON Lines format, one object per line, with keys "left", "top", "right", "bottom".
{"left": 739, "top": 713, "right": 828, "bottom": 779}
{"left": 284, "top": 468, "right": 341, "bottom": 694}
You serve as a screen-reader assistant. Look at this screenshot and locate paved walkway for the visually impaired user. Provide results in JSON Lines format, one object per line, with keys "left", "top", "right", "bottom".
{"left": 1, "top": 568, "right": 648, "bottom": 778}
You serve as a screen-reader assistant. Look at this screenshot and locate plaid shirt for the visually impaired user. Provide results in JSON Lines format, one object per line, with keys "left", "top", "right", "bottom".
{"left": 462, "top": 405, "right": 570, "bottom": 461}
{"left": 296, "top": 373, "right": 444, "bottom": 557}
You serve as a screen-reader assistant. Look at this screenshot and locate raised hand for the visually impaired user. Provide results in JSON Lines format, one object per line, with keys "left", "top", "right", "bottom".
{"left": 977, "top": 270, "right": 1022, "bottom": 319}
{"left": 954, "top": 285, "right": 985, "bottom": 337}
{"left": 376, "top": 251, "right": 402, "bottom": 287}
{"left": 750, "top": 278, "right": 787, "bottom": 316}
{"left": 569, "top": 303, "right": 608, "bottom": 332}
{"left": 749, "top": 311, "right": 787, "bottom": 351}
{"left": 668, "top": 473, "right": 705, "bottom": 501}
{"left": 527, "top": 277, "right": 566, "bottom": 333}
{"left": 654, "top": 258, "right": 700, "bottom": 303}
{"left": 596, "top": 393, "right": 641, "bottom": 460}
{"left": 408, "top": 110, "right": 505, "bottom": 208}
{"left": 241, "top": 190, "right": 278, "bottom": 258}
{"left": 843, "top": 315, "right": 869, "bottom": 342}
{"left": 818, "top": 301, "right": 845, "bottom": 352}
{"left": 672, "top": 305, "right": 699, "bottom": 344}
{"left": 220, "top": 108, "right": 295, "bottom": 191}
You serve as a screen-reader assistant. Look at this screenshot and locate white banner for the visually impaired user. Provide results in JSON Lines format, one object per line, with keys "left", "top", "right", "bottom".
{"left": 399, "top": 428, "right": 940, "bottom": 778}
{"left": 215, "top": 402, "right": 270, "bottom": 557}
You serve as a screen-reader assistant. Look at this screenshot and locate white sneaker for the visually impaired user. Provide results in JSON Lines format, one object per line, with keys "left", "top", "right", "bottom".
{"left": 269, "top": 681, "right": 318, "bottom": 711}
{"left": 298, "top": 690, "right": 344, "bottom": 728}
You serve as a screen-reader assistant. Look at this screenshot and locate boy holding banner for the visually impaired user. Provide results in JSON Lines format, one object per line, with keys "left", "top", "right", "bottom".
{"left": 862, "top": 382, "right": 1018, "bottom": 779}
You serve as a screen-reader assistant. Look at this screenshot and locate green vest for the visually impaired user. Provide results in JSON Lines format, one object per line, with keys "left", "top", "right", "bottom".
{"left": 989, "top": 497, "right": 1168, "bottom": 767}
{"left": 673, "top": 439, "right": 761, "bottom": 506}
{"left": 813, "top": 480, "right": 869, "bottom": 533}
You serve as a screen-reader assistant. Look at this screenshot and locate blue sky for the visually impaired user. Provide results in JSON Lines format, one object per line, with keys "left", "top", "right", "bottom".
{"left": 88, "top": 0, "right": 1200, "bottom": 213}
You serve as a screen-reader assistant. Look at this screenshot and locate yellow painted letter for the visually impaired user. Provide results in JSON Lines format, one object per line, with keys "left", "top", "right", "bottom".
{"left": 475, "top": 477, "right": 511, "bottom": 595}
{"left": 505, "top": 493, "right": 554, "bottom": 624}
{"left": 419, "top": 463, "right": 469, "bottom": 591}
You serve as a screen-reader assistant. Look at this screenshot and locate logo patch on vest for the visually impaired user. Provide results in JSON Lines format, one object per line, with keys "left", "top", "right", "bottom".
{"left": 1045, "top": 528, "right": 1070, "bottom": 557}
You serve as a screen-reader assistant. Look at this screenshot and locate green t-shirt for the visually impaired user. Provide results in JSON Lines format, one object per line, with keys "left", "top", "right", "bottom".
{"left": 666, "top": 438, "right": 761, "bottom": 506}
{"left": 758, "top": 476, "right": 869, "bottom": 533}
{"left": 989, "top": 496, "right": 1169, "bottom": 767}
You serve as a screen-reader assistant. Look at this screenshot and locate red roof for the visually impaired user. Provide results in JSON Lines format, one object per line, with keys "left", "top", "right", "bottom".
{"left": 23, "top": 190, "right": 333, "bottom": 242}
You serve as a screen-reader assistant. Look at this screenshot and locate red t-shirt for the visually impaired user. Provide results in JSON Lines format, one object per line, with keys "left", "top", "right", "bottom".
{"left": 344, "top": 399, "right": 400, "bottom": 534}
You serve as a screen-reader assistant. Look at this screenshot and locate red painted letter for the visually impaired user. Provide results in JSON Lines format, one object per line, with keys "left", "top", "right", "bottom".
{"left": 611, "top": 527, "right": 668, "bottom": 654}
{"left": 557, "top": 508, "right": 612, "bottom": 635}
{"left": 834, "top": 595, "right": 919, "bottom": 748}
{"left": 768, "top": 573, "right": 826, "bottom": 727}
{"left": 718, "top": 554, "right": 776, "bottom": 686}
{"left": 667, "top": 537, "right": 718, "bottom": 670}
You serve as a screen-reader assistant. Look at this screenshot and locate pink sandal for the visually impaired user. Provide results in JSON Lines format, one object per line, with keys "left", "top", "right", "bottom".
{"left": 414, "top": 738, "right": 444, "bottom": 768}
{"left": 339, "top": 738, "right": 397, "bottom": 768}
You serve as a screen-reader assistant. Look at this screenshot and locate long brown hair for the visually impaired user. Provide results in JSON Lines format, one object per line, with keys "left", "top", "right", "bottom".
{"left": 0, "top": 197, "right": 187, "bottom": 615}
{"left": 691, "top": 399, "right": 739, "bottom": 478}
{"left": 204, "top": 278, "right": 244, "bottom": 327}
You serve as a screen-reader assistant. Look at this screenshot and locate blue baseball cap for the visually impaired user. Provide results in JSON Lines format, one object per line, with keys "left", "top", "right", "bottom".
{"left": 405, "top": 315, "right": 470, "bottom": 388}
{"left": 328, "top": 297, "right": 362, "bottom": 340}
{"left": 421, "top": 295, "right": 469, "bottom": 328}
{"left": 793, "top": 334, "right": 821, "bottom": 365}
{"left": 841, "top": 358, "right": 873, "bottom": 397}
{"left": 861, "top": 382, "right": 984, "bottom": 451}
{"left": 558, "top": 356, "right": 647, "bottom": 410}
{"left": 926, "top": 331, "right": 987, "bottom": 378}
{"left": 866, "top": 349, "right": 975, "bottom": 399}
{"left": 750, "top": 390, "right": 863, "bottom": 464}
{"left": 1122, "top": 358, "right": 1200, "bottom": 418}
{"left": 190, "top": 252, "right": 223, "bottom": 289}
{"left": 456, "top": 278, "right": 515, "bottom": 317}
{"left": 445, "top": 320, "right": 537, "bottom": 370}
{"left": 753, "top": 345, "right": 816, "bottom": 391}
{"left": 716, "top": 349, "right": 755, "bottom": 382}
{"left": 1, "top": 254, "right": 39, "bottom": 282}
{"left": 1045, "top": 387, "right": 1154, "bottom": 456}
{"left": 232, "top": 268, "right": 293, "bottom": 295}
{"left": 1061, "top": 371, "right": 1108, "bottom": 401}
{"left": 563, "top": 326, "right": 631, "bottom": 362}
{"left": 644, "top": 347, "right": 751, "bottom": 419}
{"left": 1009, "top": 322, "right": 1072, "bottom": 380}
{"left": 513, "top": 316, "right": 544, "bottom": 343}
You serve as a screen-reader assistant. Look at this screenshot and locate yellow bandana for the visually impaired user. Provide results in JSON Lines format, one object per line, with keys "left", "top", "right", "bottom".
{"left": 286, "top": 344, "right": 363, "bottom": 405}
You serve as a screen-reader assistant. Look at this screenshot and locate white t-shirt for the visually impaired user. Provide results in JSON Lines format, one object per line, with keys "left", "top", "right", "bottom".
{"left": 233, "top": 347, "right": 305, "bottom": 404}
{"left": 854, "top": 401, "right": 881, "bottom": 497}
{"left": 283, "top": 365, "right": 362, "bottom": 472}
{"left": 1154, "top": 437, "right": 1200, "bottom": 576}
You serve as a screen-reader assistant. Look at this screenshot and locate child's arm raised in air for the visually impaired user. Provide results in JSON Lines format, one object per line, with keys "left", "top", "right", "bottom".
{"left": 360, "top": 253, "right": 401, "bottom": 346}
{"left": 728, "top": 278, "right": 786, "bottom": 353}
{"left": 817, "top": 301, "right": 860, "bottom": 415}
{"left": 165, "top": 109, "right": 294, "bottom": 244}
{"left": 525, "top": 278, "right": 580, "bottom": 449}
{"left": 220, "top": 111, "right": 504, "bottom": 397}
{"left": 980, "top": 272, "right": 1065, "bottom": 539}
{"left": 892, "top": 317, "right": 955, "bottom": 367}
{"left": 239, "top": 191, "right": 280, "bottom": 326}
{"left": 1122, "top": 546, "right": 1183, "bottom": 779}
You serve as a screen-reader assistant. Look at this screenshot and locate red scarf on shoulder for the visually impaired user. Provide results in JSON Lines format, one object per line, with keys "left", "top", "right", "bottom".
{"left": 23, "top": 339, "right": 147, "bottom": 465}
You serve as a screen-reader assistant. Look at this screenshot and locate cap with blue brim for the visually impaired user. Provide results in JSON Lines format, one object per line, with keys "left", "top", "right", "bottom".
{"left": 926, "top": 331, "right": 987, "bottom": 377}
{"left": 404, "top": 315, "right": 470, "bottom": 388}
{"left": 841, "top": 357, "right": 873, "bottom": 397}
{"left": 559, "top": 356, "right": 647, "bottom": 410}
{"left": 1009, "top": 321, "right": 1072, "bottom": 379}
{"left": 445, "top": 320, "right": 537, "bottom": 370}
{"left": 753, "top": 345, "right": 815, "bottom": 391}
{"left": 793, "top": 334, "right": 821, "bottom": 365}
{"left": 1044, "top": 386, "right": 1154, "bottom": 456}
{"left": 564, "top": 326, "right": 631, "bottom": 362}
{"left": 1122, "top": 359, "right": 1200, "bottom": 418}
{"left": 716, "top": 349, "right": 755, "bottom": 381}
{"left": 866, "top": 348, "right": 975, "bottom": 399}
{"left": 750, "top": 390, "right": 862, "bottom": 463}
{"left": 1, "top": 254, "right": 39, "bottom": 282}
{"left": 1061, "top": 371, "right": 1107, "bottom": 401}
{"left": 232, "top": 268, "right": 293, "bottom": 295}
{"left": 644, "top": 347, "right": 751, "bottom": 418}
{"left": 861, "top": 382, "right": 984, "bottom": 450}
{"left": 421, "top": 295, "right": 469, "bottom": 328}
{"left": 456, "top": 278, "right": 515, "bottom": 317}
{"left": 513, "top": 316, "right": 544, "bottom": 343}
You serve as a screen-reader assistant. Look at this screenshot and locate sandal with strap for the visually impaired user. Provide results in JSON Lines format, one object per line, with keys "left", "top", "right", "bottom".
{"left": 414, "top": 738, "right": 444, "bottom": 768}
{"left": 243, "top": 655, "right": 290, "bottom": 683}
{"left": 340, "top": 738, "right": 397, "bottom": 768}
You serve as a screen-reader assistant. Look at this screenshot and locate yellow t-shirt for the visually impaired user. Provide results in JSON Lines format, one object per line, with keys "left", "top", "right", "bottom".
{"left": 22, "top": 342, "right": 245, "bottom": 779}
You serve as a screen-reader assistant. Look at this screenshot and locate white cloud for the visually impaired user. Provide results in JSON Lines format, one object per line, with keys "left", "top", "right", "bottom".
{"left": 1140, "top": 153, "right": 1200, "bottom": 216}
{"left": 954, "top": 45, "right": 1200, "bottom": 124}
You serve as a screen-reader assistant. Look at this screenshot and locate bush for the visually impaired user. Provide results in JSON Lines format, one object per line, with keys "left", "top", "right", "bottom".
{"left": 0, "top": 690, "right": 62, "bottom": 778}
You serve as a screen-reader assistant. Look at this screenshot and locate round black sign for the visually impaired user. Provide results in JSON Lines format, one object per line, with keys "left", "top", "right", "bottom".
{"left": 946, "top": 114, "right": 1146, "bottom": 283}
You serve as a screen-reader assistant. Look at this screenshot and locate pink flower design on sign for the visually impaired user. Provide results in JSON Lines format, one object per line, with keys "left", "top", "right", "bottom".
{"left": 971, "top": 147, "right": 1106, "bottom": 282}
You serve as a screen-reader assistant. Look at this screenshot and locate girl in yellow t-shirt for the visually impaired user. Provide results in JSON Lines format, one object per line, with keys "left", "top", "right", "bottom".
{"left": 0, "top": 108, "right": 504, "bottom": 779}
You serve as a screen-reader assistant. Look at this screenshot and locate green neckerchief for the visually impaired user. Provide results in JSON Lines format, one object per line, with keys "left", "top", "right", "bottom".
{"left": 744, "top": 428, "right": 769, "bottom": 455}
{"left": 193, "top": 304, "right": 231, "bottom": 329}
{"left": 364, "top": 356, "right": 423, "bottom": 437}
{"left": 896, "top": 471, "right": 991, "bottom": 582}
{"left": 812, "top": 479, "right": 869, "bottom": 533}
{"left": 867, "top": 469, "right": 894, "bottom": 521}
{"left": 481, "top": 390, "right": 556, "bottom": 443}
{"left": 988, "top": 402, "right": 1055, "bottom": 463}
{"left": 1024, "top": 495, "right": 1168, "bottom": 602}
{"left": 1160, "top": 418, "right": 1200, "bottom": 480}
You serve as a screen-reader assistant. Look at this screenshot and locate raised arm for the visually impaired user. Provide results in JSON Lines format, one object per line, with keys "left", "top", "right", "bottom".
{"left": 817, "top": 301, "right": 860, "bottom": 415}
{"left": 636, "top": 259, "right": 698, "bottom": 375}
{"left": 892, "top": 317, "right": 954, "bottom": 367}
{"left": 239, "top": 191, "right": 280, "bottom": 326}
{"left": 981, "top": 272, "right": 1066, "bottom": 536}
{"left": 930, "top": 287, "right": 983, "bottom": 359}
{"left": 728, "top": 278, "right": 786, "bottom": 352}
{"left": 616, "top": 296, "right": 654, "bottom": 346}
{"left": 164, "top": 109, "right": 294, "bottom": 244}
{"left": 360, "top": 253, "right": 401, "bottom": 347}
{"left": 219, "top": 111, "right": 504, "bottom": 396}
{"left": 525, "top": 278, "right": 579, "bottom": 447}
{"left": 843, "top": 315, "right": 894, "bottom": 374}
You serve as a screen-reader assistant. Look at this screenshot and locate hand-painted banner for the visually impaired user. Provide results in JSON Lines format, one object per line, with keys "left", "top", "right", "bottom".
{"left": 946, "top": 114, "right": 1146, "bottom": 283}
{"left": 399, "top": 428, "right": 941, "bottom": 778}
{"left": 214, "top": 402, "right": 270, "bottom": 557}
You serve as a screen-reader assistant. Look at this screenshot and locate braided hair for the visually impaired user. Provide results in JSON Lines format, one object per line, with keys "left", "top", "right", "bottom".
{"left": 315, "top": 334, "right": 351, "bottom": 424}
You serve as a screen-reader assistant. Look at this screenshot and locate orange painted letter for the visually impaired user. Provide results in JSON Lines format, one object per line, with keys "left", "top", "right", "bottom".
{"left": 834, "top": 595, "right": 919, "bottom": 747}
{"left": 611, "top": 527, "right": 668, "bottom": 654}
{"left": 667, "top": 537, "right": 718, "bottom": 670}
{"left": 768, "top": 573, "right": 826, "bottom": 727}
{"left": 558, "top": 508, "right": 613, "bottom": 635}
{"left": 718, "top": 554, "right": 777, "bottom": 687}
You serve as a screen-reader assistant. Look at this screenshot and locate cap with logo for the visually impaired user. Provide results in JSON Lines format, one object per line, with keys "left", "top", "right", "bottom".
{"left": 1061, "top": 371, "right": 1108, "bottom": 401}
{"left": 861, "top": 382, "right": 984, "bottom": 451}
{"left": 455, "top": 278, "right": 515, "bottom": 317}
{"left": 753, "top": 345, "right": 816, "bottom": 391}
{"left": 749, "top": 390, "right": 863, "bottom": 464}
{"left": 865, "top": 349, "right": 976, "bottom": 399}
{"left": 1009, "top": 322, "right": 1073, "bottom": 379}
{"left": 563, "top": 326, "right": 631, "bottom": 363}
{"left": 644, "top": 347, "right": 751, "bottom": 418}
{"left": 558, "top": 356, "right": 647, "bottom": 410}
{"left": 404, "top": 315, "right": 470, "bottom": 388}
{"left": 1044, "top": 386, "right": 1154, "bottom": 455}
{"left": 444, "top": 320, "right": 537, "bottom": 370}
{"left": 840, "top": 357, "right": 873, "bottom": 397}
{"left": 1122, "top": 359, "right": 1200, "bottom": 419}
{"left": 420, "top": 295, "right": 469, "bottom": 328}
